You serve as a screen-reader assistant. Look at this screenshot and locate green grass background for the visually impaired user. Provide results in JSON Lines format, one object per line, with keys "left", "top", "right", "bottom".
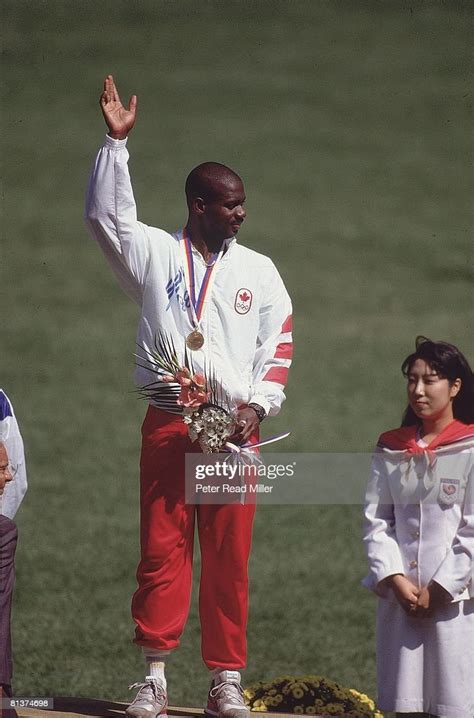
{"left": 1, "top": 0, "right": 472, "bottom": 708}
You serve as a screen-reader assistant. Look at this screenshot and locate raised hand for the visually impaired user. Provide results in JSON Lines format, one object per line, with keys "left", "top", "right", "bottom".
{"left": 100, "top": 75, "right": 137, "bottom": 140}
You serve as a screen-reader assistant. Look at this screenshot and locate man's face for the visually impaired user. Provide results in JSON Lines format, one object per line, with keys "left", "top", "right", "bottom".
{"left": 0, "top": 443, "right": 13, "bottom": 495}
{"left": 200, "top": 178, "right": 246, "bottom": 245}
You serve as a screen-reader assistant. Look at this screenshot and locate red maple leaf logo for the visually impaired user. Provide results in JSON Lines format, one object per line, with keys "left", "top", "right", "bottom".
{"left": 240, "top": 292, "right": 250, "bottom": 302}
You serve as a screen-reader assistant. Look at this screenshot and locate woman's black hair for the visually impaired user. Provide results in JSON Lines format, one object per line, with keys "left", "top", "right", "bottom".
{"left": 401, "top": 336, "right": 474, "bottom": 426}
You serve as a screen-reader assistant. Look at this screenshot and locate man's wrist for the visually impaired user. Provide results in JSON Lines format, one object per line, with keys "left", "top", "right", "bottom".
{"left": 248, "top": 403, "right": 266, "bottom": 422}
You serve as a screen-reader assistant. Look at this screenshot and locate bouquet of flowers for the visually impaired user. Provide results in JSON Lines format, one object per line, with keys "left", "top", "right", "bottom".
{"left": 136, "top": 332, "right": 237, "bottom": 453}
{"left": 244, "top": 676, "right": 383, "bottom": 718}
{"left": 182, "top": 401, "right": 236, "bottom": 453}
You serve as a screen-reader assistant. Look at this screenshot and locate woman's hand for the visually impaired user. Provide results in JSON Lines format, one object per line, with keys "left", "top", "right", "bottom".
{"left": 381, "top": 574, "right": 420, "bottom": 614}
{"left": 414, "top": 585, "right": 431, "bottom": 616}
{"left": 415, "top": 580, "right": 452, "bottom": 617}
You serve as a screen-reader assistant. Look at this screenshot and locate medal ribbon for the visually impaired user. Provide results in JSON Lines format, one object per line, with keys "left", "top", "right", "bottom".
{"left": 181, "top": 228, "right": 223, "bottom": 326}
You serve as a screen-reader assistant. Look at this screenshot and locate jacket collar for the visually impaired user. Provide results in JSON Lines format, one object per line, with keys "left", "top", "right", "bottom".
{"left": 173, "top": 231, "right": 236, "bottom": 263}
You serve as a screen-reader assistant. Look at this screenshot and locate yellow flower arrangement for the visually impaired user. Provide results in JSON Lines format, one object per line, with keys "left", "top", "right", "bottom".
{"left": 244, "top": 676, "right": 384, "bottom": 718}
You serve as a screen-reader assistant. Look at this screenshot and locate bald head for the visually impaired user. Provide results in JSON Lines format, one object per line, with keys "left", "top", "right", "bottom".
{"left": 0, "top": 441, "right": 12, "bottom": 494}
{"left": 185, "top": 162, "right": 246, "bottom": 246}
{"left": 185, "top": 162, "right": 243, "bottom": 207}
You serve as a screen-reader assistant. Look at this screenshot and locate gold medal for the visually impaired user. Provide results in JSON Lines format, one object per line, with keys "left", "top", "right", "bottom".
{"left": 186, "top": 330, "right": 205, "bottom": 351}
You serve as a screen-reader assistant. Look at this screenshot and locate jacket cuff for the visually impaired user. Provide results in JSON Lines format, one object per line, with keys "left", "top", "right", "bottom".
{"left": 362, "top": 569, "right": 403, "bottom": 598}
{"left": 247, "top": 394, "right": 271, "bottom": 417}
{"left": 103, "top": 134, "right": 128, "bottom": 150}
{"left": 431, "top": 566, "right": 471, "bottom": 601}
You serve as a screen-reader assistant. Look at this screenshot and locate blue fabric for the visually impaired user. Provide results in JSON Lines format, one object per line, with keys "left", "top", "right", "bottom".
{"left": 0, "top": 391, "right": 13, "bottom": 421}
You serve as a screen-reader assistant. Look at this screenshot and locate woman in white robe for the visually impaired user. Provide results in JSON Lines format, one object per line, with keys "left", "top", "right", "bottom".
{"left": 363, "top": 337, "right": 474, "bottom": 718}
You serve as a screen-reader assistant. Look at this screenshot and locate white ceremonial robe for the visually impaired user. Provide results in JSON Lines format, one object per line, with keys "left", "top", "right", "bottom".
{"left": 363, "top": 430, "right": 474, "bottom": 717}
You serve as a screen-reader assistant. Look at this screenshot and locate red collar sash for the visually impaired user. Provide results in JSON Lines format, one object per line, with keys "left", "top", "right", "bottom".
{"left": 377, "top": 420, "right": 474, "bottom": 456}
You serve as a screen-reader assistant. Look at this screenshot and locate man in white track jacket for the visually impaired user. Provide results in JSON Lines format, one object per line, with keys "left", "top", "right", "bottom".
{"left": 1, "top": 389, "right": 27, "bottom": 718}
{"left": 85, "top": 76, "right": 292, "bottom": 718}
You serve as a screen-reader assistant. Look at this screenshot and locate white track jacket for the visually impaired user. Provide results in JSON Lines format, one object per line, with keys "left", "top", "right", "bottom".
{"left": 85, "top": 136, "right": 292, "bottom": 416}
{"left": 0, "top": 389, "right": 27, "bottom": 519}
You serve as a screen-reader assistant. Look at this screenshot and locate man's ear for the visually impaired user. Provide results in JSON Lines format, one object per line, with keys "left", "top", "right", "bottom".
{"left": 193, "top": 197, "right": 206, "bottom": 216}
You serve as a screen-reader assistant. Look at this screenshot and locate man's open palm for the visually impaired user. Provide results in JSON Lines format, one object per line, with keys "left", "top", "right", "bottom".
{"left": 100, "top": 75, "right": 137, "bottom": 139}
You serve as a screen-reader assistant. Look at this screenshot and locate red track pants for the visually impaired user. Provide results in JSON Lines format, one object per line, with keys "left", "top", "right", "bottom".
{"left": 131, "top": 406, "right": 257, "bottom": 670}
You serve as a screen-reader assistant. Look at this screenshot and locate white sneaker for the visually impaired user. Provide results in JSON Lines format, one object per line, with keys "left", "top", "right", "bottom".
{"left": 205, "top": 671, "right": 250, "bottom": 718}
{"left": 126, "top": 677, "right": 168, "bottom": 718}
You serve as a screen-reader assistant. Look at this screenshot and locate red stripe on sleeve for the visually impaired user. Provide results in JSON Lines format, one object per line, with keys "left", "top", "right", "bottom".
{"left": 281, "top": 315, "right": 293, "bottom": 333}
{"left": 275, "top": 342, "right": 293, "bottom": 359}
{"left": 263, "top": 367, "right": 289, "bottom": 385}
